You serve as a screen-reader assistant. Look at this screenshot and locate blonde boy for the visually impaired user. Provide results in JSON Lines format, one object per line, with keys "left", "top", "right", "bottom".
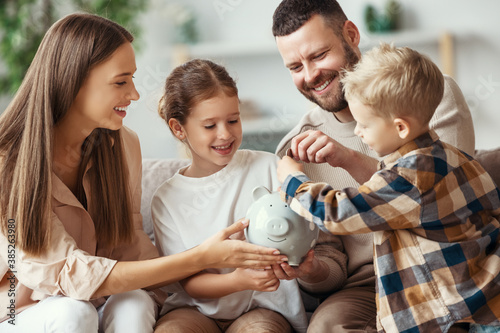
{"left": 277, "top": 43, "right": 500, "bottom": 332}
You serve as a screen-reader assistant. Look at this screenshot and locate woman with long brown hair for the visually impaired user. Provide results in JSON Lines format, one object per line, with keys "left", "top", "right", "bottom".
{"left": 0, "top": 13, "right": 284, "bottom": 332}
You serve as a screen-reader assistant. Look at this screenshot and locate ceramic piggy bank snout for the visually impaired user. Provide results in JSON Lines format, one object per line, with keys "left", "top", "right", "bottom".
{"left": 245, "top": 186, "right": 319, "bottom": 266}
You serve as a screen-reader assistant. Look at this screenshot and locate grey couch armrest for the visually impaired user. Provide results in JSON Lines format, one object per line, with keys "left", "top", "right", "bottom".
{"left": 475, "top": 148, "right": 500, "bottom": 187}
{"left": 139, "top": 149, "right": 499, "bottom": 243}
{"left": 141, "top": 158, "right": 190, "bottom": 243}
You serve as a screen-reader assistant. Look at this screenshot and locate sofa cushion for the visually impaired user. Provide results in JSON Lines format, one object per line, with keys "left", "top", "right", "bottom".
{"left": 140, "top": 149, "right": 499, "bottom": 243}
{"left": 141, "top": 158, "right": 190, "bottom": 242}
{"left": 475, "top": 148, "right": 500, "bottom": 187}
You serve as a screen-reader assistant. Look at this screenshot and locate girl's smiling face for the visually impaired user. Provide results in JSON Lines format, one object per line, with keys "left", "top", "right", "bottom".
{"left": 176, "top": 93, "right": 242, "bottom": 177}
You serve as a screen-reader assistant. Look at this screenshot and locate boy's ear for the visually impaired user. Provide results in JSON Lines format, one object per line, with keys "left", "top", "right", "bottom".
{"left": 393, "top": 118, "right": 411, "bottom": 139}
{"left": 168, "top": 118, "right": 186, "bottom": 140}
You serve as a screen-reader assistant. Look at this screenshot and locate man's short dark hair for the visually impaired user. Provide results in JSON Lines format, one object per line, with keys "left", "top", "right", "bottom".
{"left": 272, "top": 0, "right": 348, "bottom": 37}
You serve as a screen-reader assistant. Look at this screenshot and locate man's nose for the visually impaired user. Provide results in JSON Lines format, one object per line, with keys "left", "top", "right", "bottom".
{"left": 304, "top": 64, "right": 319, "bottom": 84}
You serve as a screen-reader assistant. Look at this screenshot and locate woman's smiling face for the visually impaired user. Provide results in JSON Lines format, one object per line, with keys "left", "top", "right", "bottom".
{"left": 67, "top": 42, "right": 139, "bottom": 133}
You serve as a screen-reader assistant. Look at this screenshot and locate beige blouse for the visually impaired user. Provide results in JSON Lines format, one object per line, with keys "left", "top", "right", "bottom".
{"left": 0, "top": 126, "right": 158, "bottom": 322}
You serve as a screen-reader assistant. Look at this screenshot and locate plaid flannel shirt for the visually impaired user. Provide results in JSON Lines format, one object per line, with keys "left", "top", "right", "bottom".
{"left": 281, "top": 131, "right": 500, "bottom": 332}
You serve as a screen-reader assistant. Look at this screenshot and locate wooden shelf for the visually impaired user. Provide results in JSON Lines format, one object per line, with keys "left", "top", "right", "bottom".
{"left": 359, "top": 30, "right": 442, "bottom": 50}
{"left": 169, "top": 29, "right": 456, "bottom": 154}
{"left": 187, "top": 41, "right": 279, "bottom": 58}
{"left": 178, "top": 30, "right": 441, "bottom": 58}
{"left": 172, "top": 29, "right": 454, "bottom": 77}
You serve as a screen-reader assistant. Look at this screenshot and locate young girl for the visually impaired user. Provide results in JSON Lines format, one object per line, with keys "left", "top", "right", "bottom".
{"left": 152, "top": 59, "right": 308, "bottom": 333}
{"left": 0, "top": 13, "right": 283, "bottom": 333}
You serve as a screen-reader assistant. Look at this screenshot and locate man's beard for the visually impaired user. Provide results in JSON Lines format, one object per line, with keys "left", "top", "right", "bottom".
{"left": 298, "top": 40, "right": 359, "bottom": 113}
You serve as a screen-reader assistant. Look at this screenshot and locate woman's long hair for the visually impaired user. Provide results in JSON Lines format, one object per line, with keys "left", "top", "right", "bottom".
{"left": 0, "top": 13, "right": 135, "bottom": 256}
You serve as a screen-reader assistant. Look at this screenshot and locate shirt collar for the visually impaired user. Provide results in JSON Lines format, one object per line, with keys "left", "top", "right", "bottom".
{"left": 51, "top": 160, "right": 94, "bottom": 208}
{"left": 51, "top": 171, "right": 84, "bottom": 207}
{"left": 379, "top": 130, "right": 439, "bottom": 169}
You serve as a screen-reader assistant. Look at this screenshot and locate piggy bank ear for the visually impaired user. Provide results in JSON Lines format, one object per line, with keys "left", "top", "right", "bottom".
{"left": 252, "top": 186, "right": 271, "bottom": 201}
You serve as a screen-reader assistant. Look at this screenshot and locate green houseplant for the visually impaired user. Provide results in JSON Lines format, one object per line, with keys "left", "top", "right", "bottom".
{"left": 0, "top": 0, "right": 148, "bottom": 94}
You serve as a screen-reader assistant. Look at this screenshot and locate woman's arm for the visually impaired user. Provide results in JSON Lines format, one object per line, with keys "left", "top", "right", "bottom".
{"left": 93, "top": 220, "right": 285, "bottom": 298}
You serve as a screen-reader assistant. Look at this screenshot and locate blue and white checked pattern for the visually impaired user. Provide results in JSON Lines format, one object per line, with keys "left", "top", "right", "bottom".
{"left": 280, "top": 131, "right": 500, "bottom": 332}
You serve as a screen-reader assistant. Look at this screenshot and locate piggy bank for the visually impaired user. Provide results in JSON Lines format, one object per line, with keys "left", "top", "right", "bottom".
{"left": 245, "top": 186, "right": 319, "bottom": 266}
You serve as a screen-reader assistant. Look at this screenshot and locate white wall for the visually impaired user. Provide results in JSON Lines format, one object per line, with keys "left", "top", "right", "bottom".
{"left": 126, "top": 0, "right": 307, "bottom": 159}
{"left": 126, "top": 0, "right": 500, "bottom": 158}
{"left": 393, "top": 0, "right": 500, "bottom": 151}
{"left": 2, "top": 1, "right": 499, "bottom": 157}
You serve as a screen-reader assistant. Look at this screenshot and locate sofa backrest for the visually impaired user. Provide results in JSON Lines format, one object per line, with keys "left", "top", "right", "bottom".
{"left": 475, "top": 148, "right": 500, "bottom": 187}
{"left": 140, "top": 148, "right": 500, "bottom": 243}
{"left": 141, "top": 158, "right": 190, "bottom": 242}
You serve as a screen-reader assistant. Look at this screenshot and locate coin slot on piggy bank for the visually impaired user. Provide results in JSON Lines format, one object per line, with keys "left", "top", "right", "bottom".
{"left": 245, "top": 186, "right": 319, "bottom": 266}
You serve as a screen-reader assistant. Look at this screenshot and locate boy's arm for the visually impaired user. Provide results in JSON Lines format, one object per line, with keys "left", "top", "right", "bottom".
{"left": 279, "top": 161, "right": 422, "bottom": 235}
{"left": 181, "top": 268, "right": 280, "bottom": 299}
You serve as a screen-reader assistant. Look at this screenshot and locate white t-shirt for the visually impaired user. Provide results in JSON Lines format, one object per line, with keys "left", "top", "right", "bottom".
{"left": 152, "top": 149, "right": 308, "bottom": 333}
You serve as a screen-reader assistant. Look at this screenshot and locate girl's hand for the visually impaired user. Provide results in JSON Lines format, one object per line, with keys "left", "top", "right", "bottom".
{"left": 228, "top": 222, "right": 246, "bottom": 241}
{"left": 277, "top": 156, "right": 304, "bottom": 183}
{"left": 232, "top": 268, "right": 280, "bottom": 292}
{"left": 196, "top": 219, "right": 287, "bottom": 270}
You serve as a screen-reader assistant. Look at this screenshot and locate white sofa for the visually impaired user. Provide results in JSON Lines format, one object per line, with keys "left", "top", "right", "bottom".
{"left": 141, "top": 158, "right": 189, "bottom": 242}
{"left": 140, "top": 148, "right": 500, "bottom": 243}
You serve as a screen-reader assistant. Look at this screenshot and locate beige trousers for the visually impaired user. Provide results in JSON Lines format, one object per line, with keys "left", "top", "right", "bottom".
{"left": 307, "top": 286, "right": 469, "bottom": 333}
{"left": 307, "top": 286, "right": 377, "bottom": 333}
{"left": 154, "top": 307, "right": 292, "bottom": 333}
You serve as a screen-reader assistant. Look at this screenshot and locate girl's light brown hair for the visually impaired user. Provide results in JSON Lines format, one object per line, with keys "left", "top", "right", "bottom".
{"left": 158, "top": 59, "right": 238, "bottom": 133}
{"left": 0, "top": 13, "right": 135, "bottom": 255}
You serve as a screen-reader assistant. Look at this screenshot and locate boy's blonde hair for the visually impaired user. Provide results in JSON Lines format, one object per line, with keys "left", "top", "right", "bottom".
{"left": 341, "top": 43, "right": 444, "bottom": 124}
